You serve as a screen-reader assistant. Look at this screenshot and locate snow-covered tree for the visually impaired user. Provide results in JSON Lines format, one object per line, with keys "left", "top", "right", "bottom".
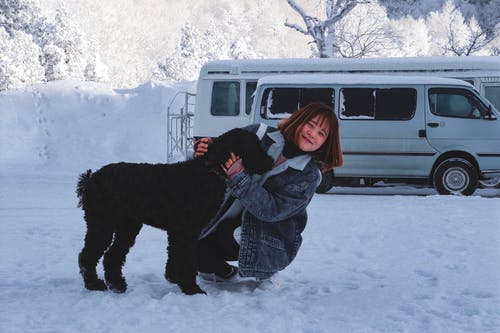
{"left": 378, "top": 0, "right": 444, "bottom": 19}
{"left": 0, "top": 27, "right": 44, "bottom": 90}
{"left": 427, "top": 0, "right": 496, "bottom": 56}
{"left": 333, "top": 0, "right": 396, "bottom": 58}
{"left": 390, "top": 16, "right": 430, "bottom": 57}
{"left": 488, "top": 22, "right": 500, "bottom": 56}
{"left": 155, "top": 19, "right": 261, "bottom": 82}
{"left": 459, "top": 0, "right": 500, "bottom": 38}
{"left": 446, "top": 16, "right": 495, "bottom": 56}
{"left": 0, "top": 0, "right": 108, "bottom": 90}
{"left": 83, "top": 41, "right": 109, "bottom": 82}
{"left": 153, "top": 23, "right": 206, "bottom": 81}
{"left": 284, "top": 0, "right": 371, "bottom": 58}
{"left": 0, "top": 0, "right": 45, "bottom": 38}
{"left": 46, "top": 6, "right": 87, "bottom": 80}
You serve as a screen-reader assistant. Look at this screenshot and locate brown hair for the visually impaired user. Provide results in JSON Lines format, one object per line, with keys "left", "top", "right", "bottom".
{"left": 279, "top": 102, "right": 343, "bottom": 172}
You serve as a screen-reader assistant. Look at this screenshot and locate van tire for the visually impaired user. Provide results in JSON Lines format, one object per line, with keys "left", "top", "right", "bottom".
{"left": 316, "top": 170, "right": 335, "bottom": 194}
{"left": 433, "top": 158, "right": 478, "bottom": 195}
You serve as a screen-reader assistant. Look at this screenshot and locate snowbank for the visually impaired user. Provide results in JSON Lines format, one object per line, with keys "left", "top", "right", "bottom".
{"left": 0, "top": 80, "right": 195, "bottom": 174}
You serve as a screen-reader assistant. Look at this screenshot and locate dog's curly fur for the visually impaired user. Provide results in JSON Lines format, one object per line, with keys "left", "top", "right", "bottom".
{"left": 76, "top": 128, "right": 273, "bottom": 295}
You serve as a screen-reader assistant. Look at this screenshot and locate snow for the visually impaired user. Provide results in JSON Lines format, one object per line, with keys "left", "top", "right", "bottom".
{"left": 202, "top": 56, "right": 500, "bottom": 75}
{"left": 0, "top": 79, "right": 196, "bottom": 174}
{"left": 1, "top": 81, "right": 500, "bottom": 333}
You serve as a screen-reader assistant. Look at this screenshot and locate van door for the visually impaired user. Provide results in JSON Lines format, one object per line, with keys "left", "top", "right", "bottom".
{"left": 336, "top": 85, "right": 437, "bottom": 178}
{"left": 425, "top": 86, "right": 500, "bottom": 170}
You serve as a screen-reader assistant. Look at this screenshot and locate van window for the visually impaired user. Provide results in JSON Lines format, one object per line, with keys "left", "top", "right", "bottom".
{"left": 429, "top": 88, "right": 489, "bottom": 119}
{"left": 484, "top": 85, "right": 500, "bottom": 111}
{"left": 211, "top": 81, "right": 240, "bottom": 116}
{"left": 260, "top": 87, "right": 334, "bottom": 119}
{"left": 340, "top": 88, "right": 416, "bottom": 120}
{"left": 245, "top": 82, "right": 257, "bottom": 115}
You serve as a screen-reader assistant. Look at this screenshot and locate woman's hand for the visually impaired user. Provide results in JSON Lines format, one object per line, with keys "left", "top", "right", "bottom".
{"left": 221, "top": 152, "right": 244, "bottom": 179}
{"left": 193, "top": 137, "right": 211, "bottom": 157}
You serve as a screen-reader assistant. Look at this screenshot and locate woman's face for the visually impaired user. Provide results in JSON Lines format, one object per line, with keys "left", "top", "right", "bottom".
{"left": 295, "top": 115, "right": 330, "bottom": 152}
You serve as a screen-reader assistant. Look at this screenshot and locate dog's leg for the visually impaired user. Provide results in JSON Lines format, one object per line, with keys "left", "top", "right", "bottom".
{"left": 173, "top": 231, "right": 206, "bottom": 295}
{"left": 164, "top": 231, "right": 178, "bottom": 284}
{"left": 79, "top": 216, "right": 114, "bottom": 291}
{"left": 103, "top": 221, "right": 142, "bottom": 293}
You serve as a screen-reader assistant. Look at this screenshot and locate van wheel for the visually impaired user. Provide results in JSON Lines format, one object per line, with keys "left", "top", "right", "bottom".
{"left": 316, "top": 170, "right": 334, "bottom": 194}
{"left": 433, "top": 158, "right": 478, "bottom": 195}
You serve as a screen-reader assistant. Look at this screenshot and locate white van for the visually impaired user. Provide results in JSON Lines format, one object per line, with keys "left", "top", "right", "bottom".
{"left": 250, "top": 74, "right": 500, "bottom": 195}
{"left": 193, "top": 57, "right": 500, "bottom": 135}
{"left": 190, "top": 58, "right": 500, "bottom": 195}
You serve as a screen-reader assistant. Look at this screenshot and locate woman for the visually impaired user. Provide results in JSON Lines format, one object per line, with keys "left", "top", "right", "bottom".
{"left": 194, "top": 102, "right": 343, "bottom": 282}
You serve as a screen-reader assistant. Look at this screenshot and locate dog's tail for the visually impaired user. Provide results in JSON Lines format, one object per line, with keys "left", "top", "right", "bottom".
{"left": 76, "top": 169, "right": 92, "bottom": 208}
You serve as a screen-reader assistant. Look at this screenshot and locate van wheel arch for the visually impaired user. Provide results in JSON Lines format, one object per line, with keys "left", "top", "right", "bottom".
{"left": 431, "top": 152, "right": 479, "bottom": 195}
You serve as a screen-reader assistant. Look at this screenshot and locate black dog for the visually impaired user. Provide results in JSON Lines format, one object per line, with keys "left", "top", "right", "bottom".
{"left": 76, "top": 128, "right": 273, "bottom": 295}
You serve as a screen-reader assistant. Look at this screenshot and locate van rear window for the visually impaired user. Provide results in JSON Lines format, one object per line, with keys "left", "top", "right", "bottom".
{"left": 211, "top": 81, "right": 240, "bottom": 116}
{"left": 260, "top": 87, "right": 334, "bottom": 119}
{"left": 340, "top": 88, "right": 416, "bottom": 120}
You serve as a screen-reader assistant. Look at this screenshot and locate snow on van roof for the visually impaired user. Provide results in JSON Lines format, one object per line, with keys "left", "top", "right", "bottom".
{"left": 201, "top": 56, "right": 500, "bottom": 75}
{"left": 256, "top": 74, "right": 473, "bottom": 86}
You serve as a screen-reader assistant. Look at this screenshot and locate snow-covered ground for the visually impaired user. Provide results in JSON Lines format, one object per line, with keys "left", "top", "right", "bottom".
{"left": 0, "top": 81, "right": 499, "bottom": 332}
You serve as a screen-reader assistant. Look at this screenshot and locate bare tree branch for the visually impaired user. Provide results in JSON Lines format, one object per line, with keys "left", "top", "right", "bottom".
{"left": 324, "top": 0, "right": 369, "bottom": 27}
{"left": 445, "top": 16, "right": 496, "bottom": 56}
{"left": 285, "top": 0, "right": 371, "bottom": 58}
{"left": 284, "top": 20, "right": 308, "bottom": 35}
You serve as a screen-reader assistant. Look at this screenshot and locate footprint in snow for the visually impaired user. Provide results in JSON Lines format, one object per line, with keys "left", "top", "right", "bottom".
{"left": 427, "top": 249, "right": 443, "bottom": 258}
{"left": 444, "top": 263, "right": 467, "bottom": 272}
{"left": 414, "top": 270, "right": 438, "bottom": 287}
{"left": 339, "top": 282, "right": 360, "bottom": 290}
{"left": 350, "top": 268, "right": 386, "bottom": 280}
{"left": 461, "top": 289, "right": 495, "bottom": 299}
{"left": 352, "top": 251, "right": 366, "bottom": 259}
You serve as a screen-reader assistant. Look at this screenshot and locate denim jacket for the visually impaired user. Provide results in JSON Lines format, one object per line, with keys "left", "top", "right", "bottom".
{"left": 223, "top": 124, "right": 321, "bottom": 279}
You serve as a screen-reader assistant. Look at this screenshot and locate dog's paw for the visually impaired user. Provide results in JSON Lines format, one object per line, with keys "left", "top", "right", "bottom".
{"left": 107, "top": 282, "right": 127, "bottom": 293}
{"left": 106, "top": 277, "right": 127, "bottom": 293}
{"left": 180, "top": 284, "right": 206, "bottom": 295}
{"left": 164, "top": 272, "right": 179, "bottom": 284}
{"left": 84, "top": 279, "right": 108, "bottom": 291}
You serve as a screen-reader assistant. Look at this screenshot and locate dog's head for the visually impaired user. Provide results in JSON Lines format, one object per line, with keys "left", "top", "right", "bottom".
{"left": 205, "top": 128, "right": 274, "bottom": 175}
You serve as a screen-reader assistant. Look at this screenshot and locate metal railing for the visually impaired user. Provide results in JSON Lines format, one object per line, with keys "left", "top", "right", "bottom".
{"left": 166, "top": 91, "right": 195, "bottom": 162}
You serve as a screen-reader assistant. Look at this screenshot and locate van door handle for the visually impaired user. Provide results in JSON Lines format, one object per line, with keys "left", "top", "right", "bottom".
{"left": 427, "top": 122, "right": 439, "bottom": 128}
